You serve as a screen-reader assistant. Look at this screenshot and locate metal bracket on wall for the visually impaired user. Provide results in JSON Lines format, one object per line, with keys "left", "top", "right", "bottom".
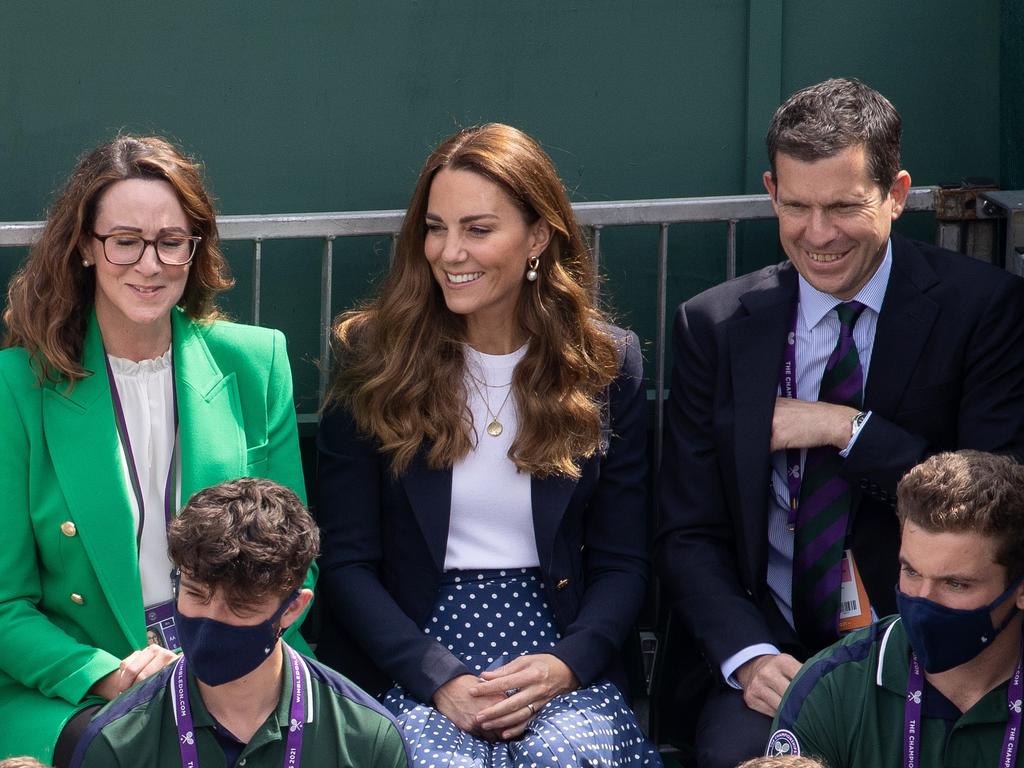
{"left": 933, "top": 180, "right": 999, "bottom": 262}
{"left": 976, "top": 191, "right": 1024, "bottom": 277}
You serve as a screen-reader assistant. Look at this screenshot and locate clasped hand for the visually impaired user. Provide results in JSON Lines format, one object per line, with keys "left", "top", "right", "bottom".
{"left": 433, "top": 653, "right": 578, "bottom": 740}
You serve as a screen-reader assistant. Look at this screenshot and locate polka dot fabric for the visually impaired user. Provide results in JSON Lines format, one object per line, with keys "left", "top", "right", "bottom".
{"left": 382, "top": 569, "right": 662, "bottom": 767}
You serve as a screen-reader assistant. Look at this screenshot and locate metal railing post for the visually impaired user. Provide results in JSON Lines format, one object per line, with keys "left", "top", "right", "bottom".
{"left": 319, "top": 237, "right": 335, "bottom": 404}
{"left": 251, "top": 239, "right": 263, "bottom": 326}
{"left": 655, "top": 223, "right": 669, "bottom": 474}
{"left": 591, "top": 224, "right": 603, "bottom": 304}
{"left": 726, "top": 219, "right": 738, "bottom": 281}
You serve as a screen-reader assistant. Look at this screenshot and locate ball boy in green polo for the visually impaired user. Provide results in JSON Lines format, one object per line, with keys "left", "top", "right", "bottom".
{"left": 767, "top": 450, "right": 1024, "bottom": 767}
{"left": 70, "top": 478, "right": 410, "bottom": 767}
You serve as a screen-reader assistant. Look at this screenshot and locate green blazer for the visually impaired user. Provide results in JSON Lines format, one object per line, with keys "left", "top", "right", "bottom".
{"left": 0, "top": 308, "right": 315, "bottom": 761}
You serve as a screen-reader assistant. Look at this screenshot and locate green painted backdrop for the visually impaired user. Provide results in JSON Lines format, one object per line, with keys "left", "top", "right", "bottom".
{"left": 1, "top": 0, "right": 1018, "bottom": 410}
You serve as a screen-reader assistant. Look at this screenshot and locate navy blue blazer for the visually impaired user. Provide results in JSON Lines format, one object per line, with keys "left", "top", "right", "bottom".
{"left": 655, "top": 234, "right": 1024, "bottom": 669}
{"left": 315, "top": 327, "right": 649, "bottom": 703}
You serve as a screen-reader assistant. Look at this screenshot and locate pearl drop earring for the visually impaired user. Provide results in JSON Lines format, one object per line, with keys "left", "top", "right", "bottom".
{"left": 526, "top": 256, "right": 540, "bottom": 282}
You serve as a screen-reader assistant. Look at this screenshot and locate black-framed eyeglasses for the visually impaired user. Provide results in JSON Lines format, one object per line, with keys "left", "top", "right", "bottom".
{"left": 92, "top": 231, "right": 201, "bottom": 266}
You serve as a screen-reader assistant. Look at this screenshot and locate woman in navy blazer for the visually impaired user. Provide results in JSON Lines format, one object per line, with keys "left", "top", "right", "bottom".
{"left": 316, "top": 124, "right": 659, "bottom": 767}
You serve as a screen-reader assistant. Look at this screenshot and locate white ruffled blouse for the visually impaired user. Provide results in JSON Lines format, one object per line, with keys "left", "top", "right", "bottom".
{"left": 107, "top": 348, "right": 178, "bottom": 607}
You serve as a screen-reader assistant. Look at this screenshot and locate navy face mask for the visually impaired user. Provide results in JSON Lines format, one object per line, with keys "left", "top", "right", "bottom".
{"left": 173, "top": 575, "right": 299, "bottom": 687}
{"left": 896, "top": 576, "right": 1024, "bottom": 674}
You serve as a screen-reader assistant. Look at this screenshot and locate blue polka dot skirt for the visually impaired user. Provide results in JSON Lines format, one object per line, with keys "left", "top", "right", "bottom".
{"left": 382, "top": 568, "right": 663, "bottom": 767}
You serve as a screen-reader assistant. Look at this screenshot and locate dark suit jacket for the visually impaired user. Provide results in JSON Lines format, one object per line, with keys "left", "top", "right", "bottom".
{"left": 655, "top": 234, "right": 1024, "bottom": 669}
{"left": 315, "top": 327, "right": 649, "bottom": 703}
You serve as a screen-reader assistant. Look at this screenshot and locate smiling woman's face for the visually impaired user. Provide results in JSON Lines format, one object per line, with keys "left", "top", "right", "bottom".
{"left": 86, "top": 177, "right": 191, "bottom": 346}
{"left": 423, "top": 168, "right": 549, "bottom": 349}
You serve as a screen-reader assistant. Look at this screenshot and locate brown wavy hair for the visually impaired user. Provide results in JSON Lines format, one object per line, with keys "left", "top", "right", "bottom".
{"left": 2, "top": 135, "right": 234, "bottom": 384}
{"left": 897, "top": 450, "right": 1024, "bottom": 585}
{"left": 327, "top": 123, "right": 619, "bottom": 479}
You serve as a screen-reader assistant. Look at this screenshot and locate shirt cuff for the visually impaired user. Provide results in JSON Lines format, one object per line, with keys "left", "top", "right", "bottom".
{"left": 721, "top": 643, "right": 782, "bottom": 689}
{"left": 839, "top": 410, "right": 872, "bottom": 458}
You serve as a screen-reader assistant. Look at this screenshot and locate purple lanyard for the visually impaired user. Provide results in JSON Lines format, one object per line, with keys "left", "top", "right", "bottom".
{"left": 903, "top": 639, "right": 1023, "bottom": 768}
{"left": 104, "top": 353, "right": 179, "bottom": 552}
{"left": 777, "top": 302, "right": 802, "bottom": 530}
{"left": 172, "top": 645, "right": 307, "bottom": 767}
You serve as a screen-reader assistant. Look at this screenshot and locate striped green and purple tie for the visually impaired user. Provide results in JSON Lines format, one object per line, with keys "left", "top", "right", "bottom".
{"left": 793, "top": 300, "right": 866, "bottom": 650}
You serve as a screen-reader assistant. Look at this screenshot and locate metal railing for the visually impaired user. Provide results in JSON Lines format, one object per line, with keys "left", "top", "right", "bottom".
{"left": 1, "top": 186, "right": 990, "bottom": 454}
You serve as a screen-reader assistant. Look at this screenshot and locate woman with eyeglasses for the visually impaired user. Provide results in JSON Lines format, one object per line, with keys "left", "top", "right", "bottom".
{"left": 316, "top": 124, "right": 660, "bottom": 767}
{"left": 0, "top": 135, "right": 313, "bottom": 765}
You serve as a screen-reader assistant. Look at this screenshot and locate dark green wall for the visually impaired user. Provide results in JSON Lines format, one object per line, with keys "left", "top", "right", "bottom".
{"left": 1, "top": 1, "right": 1014, "bottom": 405}
{"left": 1002, "top": 0, "right": 1024, "bottom": 189}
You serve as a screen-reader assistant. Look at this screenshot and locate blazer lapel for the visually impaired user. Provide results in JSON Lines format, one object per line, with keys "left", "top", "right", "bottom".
{"left": 728, "top": 265, "right": 797, "bottom": 577}
{"left": 531, "top": 473, "right": 578, "bottom": 571}
{"left": 865, "top": 237, "right": 940, "bottom": 414}
{"left": 173, "top": 310, "right": 246, "bottom": 502}
{"left": 399, "top": 453, "right": 453, "bottom": 573}
{"left": 43, "top": 315, "right": 143, "bottom": 646}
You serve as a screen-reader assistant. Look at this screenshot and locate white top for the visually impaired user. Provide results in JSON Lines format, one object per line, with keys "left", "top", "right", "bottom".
{"left": 444, "top": 344, "right": 539, "bottom": 571}
{"left": 108, "top": 349, "right": 178, "bottom": 607}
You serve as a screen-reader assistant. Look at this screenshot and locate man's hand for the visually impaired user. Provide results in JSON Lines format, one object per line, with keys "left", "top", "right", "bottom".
{"left": 770, "top": 398, "right": 858, "bottom": 452}
{"left": 89, "top": 644, "right": 179, "bottom": 701}
{"left": 735, "top": 653, "right": 803, "bottom": 717}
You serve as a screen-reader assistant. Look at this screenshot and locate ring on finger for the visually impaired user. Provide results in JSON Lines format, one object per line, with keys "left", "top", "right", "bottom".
{"left": 526, "top": 702, "right": 537, "bottom": 717}
{"left": 503, "top": 687, "right": 521, "bottom": 698}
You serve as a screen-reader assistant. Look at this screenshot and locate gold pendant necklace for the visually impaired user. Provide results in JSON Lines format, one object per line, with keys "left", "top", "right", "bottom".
{"left": 467, "top": 371, "right": 513, "bottom": 438}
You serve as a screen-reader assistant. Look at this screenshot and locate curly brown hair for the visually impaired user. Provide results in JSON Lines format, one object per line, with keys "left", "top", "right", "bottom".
{"left": 897, "top": 450, "right": 1024, "bottom": 585}
{"left": 737, "top": 758, "right": 825, "bottom": 768}
{"left": 326, "top": 123, "right": 620, "bottom": 479}
{"left": 0, "top": 758, "right": 50, "bottom": 768}
{"left": 168, "top": 478, "right": 320, "bottom": 608}
{"left": 2, "top": 135, "right": 234, "bottom": 384}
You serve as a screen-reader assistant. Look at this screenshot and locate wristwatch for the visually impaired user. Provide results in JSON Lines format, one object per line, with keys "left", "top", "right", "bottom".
{"left": 851, "top": 410, "right": 869, "bottom": 434}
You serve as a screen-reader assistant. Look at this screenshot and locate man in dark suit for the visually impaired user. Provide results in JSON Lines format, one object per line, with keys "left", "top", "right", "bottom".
{"left": 655, "top": 77, "right": 1024, "bottom": 768}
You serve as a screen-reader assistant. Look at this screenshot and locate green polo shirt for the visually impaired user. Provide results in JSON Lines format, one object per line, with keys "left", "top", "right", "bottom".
{"left": 768, "top": 616, "right": 1021, "bottom": 767}
{"left": 71, "top": 647, "right": 410, "bottom": 768}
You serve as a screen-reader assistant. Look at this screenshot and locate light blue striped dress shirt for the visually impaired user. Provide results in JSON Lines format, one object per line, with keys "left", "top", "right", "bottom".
{"left": 721, "top": 241, "right": 893, "bottom": 687}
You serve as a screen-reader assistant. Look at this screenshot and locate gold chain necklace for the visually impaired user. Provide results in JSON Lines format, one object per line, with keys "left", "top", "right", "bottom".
{"left": 466, "top": 372, "right": 514, "bottom": 437}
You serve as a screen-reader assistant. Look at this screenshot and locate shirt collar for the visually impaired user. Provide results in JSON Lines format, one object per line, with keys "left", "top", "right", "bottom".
{"left": 186, "top": 666, "right": 216, "bottom": 729}
{"left": 877, "top": 616, "right": 911, "bottom": 695}
{"left": 876, "top": 616, "right": 1020, "bottom": 725}
{"left": 186, "top": 646, "right": 310, "bottom": 734}
{"left": 798, "top": 238, "right": 892, "bottom": 331}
